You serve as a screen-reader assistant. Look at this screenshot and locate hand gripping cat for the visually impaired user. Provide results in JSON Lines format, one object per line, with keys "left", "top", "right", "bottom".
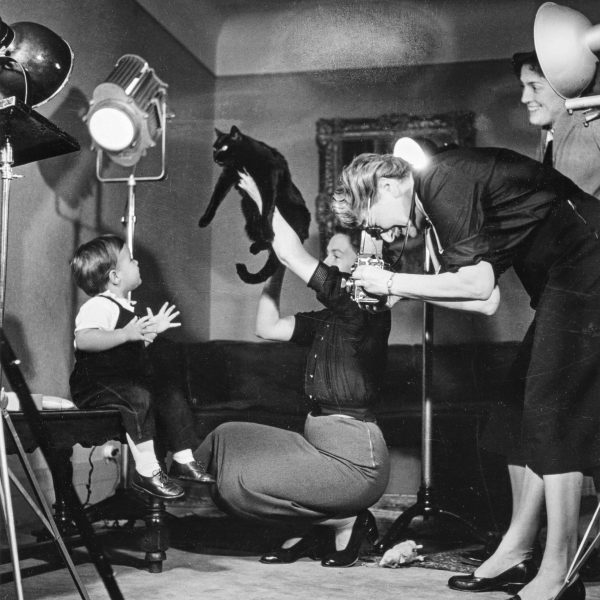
{"left": 199, "top": 126, "right": 311, "bottom": 284}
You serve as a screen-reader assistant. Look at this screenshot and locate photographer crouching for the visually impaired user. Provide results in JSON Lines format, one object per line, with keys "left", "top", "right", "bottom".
{"left": 332, "top": 148, "right": 600, "bottom": 600}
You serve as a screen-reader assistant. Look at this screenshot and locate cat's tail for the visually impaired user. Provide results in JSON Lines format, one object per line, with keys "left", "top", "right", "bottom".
{"left": 235, "top": 249, "right": 280, "bottom": 284}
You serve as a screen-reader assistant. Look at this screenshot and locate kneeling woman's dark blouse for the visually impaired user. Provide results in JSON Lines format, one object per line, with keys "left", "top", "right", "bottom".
{"left": 291, "top": 262, "right": 391, "bottom": 420}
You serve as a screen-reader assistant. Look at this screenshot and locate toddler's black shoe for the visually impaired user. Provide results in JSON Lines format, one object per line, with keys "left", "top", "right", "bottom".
{"left": 168, "top": 460, "right": 215, "bottom": 484}
{"left": 131, "top": 470, "right": 185, "bottom": 499}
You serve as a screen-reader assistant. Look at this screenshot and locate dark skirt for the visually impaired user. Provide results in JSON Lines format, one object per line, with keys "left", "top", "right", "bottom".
{"left": 195, "top": 413, "right": 390, "bottom": 523}
{"left": 482, "top": 207, "right": 600, "bottom": 475}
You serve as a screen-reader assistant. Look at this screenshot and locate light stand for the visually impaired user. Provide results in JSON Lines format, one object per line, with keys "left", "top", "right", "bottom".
{"left": 375, "top": 229, "right": 489, "bottom": 552}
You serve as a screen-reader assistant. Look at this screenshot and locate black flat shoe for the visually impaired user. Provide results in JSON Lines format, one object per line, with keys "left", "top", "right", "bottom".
{"left": 321, "top": 510, "right": 378, "bottom": 568}
{"left": 131, "top": 470, "right": 185, "bottom": 500}
{"left": 448, "top": 559, "right": 537, "bottom": 594}
{"left": 168, "top": 460, "right": 215, "bottom": 484}
{"left": 508, "top": 576, "right": 585, "bottom": 600}
{"left": 260, "top": 528, "right": 334, "bottom": 564}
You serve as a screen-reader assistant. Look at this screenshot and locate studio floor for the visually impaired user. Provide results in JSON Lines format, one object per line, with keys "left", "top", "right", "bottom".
{"left": 3, "top": 491, "right": 600, "bottom": 600}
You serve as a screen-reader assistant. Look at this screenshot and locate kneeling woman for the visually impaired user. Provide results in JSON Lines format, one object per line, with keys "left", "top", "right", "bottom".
{"left": 195, "top": 172, "right": 391, "bottom": 567}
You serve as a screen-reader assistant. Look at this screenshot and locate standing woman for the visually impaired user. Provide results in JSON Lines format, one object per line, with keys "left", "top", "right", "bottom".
{"left": 332, "top": 148, "right": 600, "bottom": 600}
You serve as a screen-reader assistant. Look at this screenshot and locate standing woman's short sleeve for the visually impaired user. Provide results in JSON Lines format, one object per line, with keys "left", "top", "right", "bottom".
{"left": 416, "top": 162, "right": 490, "bottom": 272}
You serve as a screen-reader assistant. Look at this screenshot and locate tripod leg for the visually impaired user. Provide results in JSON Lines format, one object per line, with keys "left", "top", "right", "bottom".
{"left": 375, "top": 503, "right": 425, "bottom": 552}
{"left": 0, "top": 411, "right": 24, "bottom": 600}
{"left": 0, "top": 330, "right": 125, "bottom": 600}
{"left": 4, "top": 411, "right": 91, "bottom": 600}
{"left": 437, "top": 508, "right": 489, "bottom": 544}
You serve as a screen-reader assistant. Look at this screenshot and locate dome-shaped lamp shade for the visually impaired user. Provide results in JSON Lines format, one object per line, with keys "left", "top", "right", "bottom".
{"left": 534, "top": 2, "right": 600, "bottom": 99}
{"left": 0, "top": 18, "right": 73, "bottom": 107}
{"left": 85, "top": 55, "right": 167, "bottom": 168}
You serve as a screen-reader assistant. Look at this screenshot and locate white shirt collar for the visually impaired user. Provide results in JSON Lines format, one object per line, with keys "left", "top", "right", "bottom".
{"left": 99, "top": 290, "right": 136, "bottom": 311}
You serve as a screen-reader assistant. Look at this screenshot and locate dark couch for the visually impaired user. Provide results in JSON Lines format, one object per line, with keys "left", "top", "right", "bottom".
{"left": 163, "top": 339, "right": 519, "bottom": 441}
{"left": 152, "top": 338, "right": 520, "bottom": 529}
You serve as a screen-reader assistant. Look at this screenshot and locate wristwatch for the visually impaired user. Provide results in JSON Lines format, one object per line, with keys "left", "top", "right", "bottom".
{"left": 386, "top": 272, "right": 395, "bottom": 293}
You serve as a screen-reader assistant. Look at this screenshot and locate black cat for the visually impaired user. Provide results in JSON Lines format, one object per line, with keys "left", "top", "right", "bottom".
{"left": 199, "top": 126, "right": 311, "bottom": 284}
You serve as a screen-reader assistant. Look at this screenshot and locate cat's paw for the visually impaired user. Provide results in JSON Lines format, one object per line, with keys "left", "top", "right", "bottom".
{"left": 250, "top": 241, "right": 269, "bottom": 254}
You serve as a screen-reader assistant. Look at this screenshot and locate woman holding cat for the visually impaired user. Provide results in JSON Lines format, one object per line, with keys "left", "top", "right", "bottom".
{"left": 195, "top": 172, "right": 391, "bottom": 567}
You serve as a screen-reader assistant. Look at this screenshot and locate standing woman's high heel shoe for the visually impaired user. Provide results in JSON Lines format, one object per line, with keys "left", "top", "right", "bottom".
{"left": 508, "top": 576, "right": 585, "bottom": 600}
{"left": 321, "top": 510, "right": 378, "bottom": 568}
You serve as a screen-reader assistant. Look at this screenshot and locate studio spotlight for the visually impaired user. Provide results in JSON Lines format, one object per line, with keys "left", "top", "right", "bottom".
{"left": 0, "top": 17, "right": 73, "bottom": 107}
{"left": 393, "top": 137, "right": 430, "bottom": 170}
{"left": 85, "top": 54, "right": 167, "bottom": 168}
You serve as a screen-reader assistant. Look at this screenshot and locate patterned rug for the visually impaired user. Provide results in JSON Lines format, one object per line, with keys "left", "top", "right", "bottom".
{"left": 358, "top": 548, "right": 475, "bottom": 573}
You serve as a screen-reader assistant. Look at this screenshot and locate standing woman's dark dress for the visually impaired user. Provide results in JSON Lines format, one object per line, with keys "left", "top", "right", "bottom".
{"left": 195, "top": 263, "right": 391, "bottom": 523}
{"left": 414, "top": 147, "right": 600, "bottom": 475}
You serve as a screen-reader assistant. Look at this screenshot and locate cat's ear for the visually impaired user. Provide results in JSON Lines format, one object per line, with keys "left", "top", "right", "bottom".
{"left": 230, "top": 125, "right": 242, "bottom": 140}
{"left": 215, "top": 128, "right": 224, "bottom": 137}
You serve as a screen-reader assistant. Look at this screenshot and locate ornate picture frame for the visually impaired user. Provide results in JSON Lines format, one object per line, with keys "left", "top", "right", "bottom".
{"left": 315, "top": 112, "right": 476, "bottom": 263}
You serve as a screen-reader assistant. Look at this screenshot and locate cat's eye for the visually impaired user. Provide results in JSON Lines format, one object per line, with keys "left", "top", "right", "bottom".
{"left": 221, "top": 145, "right": 228, "bottom": 152}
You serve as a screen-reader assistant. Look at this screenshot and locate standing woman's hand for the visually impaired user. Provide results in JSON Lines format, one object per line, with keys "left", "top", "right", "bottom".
{"left": 351, "top": 265, "right": 393, "bottom": 296}
{"left": 238, "top": 170, "right": 262, "bottom": 213}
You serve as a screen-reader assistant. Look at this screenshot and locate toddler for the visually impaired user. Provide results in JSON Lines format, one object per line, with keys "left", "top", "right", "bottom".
{"left": 69, "top": 235, "right": 214, "bottom": 500}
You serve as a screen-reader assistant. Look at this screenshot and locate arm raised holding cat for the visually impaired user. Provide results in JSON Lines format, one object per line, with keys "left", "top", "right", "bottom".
{"left": 238, "top": 171, "right": 318, "bottom": 284}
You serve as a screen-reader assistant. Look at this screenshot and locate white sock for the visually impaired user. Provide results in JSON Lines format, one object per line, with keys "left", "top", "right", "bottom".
{"left": 172, "top": 449, "right": 194, "bottom": 464}
{"left": 126, "top": 434, "right": 161, "bottom": 477}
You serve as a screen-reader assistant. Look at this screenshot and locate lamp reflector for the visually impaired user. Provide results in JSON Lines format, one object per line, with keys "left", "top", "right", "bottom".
{"left": 88, "top": 107, "right": 135, "bottom": 152}
{"left": 534, "top": 2, "right": 600, "bottom": 98}
{"left": 85, "top": 55, "right": 167, "bottom": 168}
{"left": 0, "top": 18, "right": 73, "bottom": 107}
{"left": 393, "top": 137, "right": 430, "bottom": 170}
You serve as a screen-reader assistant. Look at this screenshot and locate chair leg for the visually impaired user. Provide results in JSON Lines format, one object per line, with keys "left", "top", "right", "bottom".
{"left": 140, "top": 496, "right": 169, "bottom": 573}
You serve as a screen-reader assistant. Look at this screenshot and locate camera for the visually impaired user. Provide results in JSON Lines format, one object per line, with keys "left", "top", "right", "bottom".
{"left": 346, "top": 253, "right": 386, "bottom": 305}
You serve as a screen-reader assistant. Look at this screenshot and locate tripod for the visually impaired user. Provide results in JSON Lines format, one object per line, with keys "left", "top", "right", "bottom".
{"left": 375, "top": 229, "right": 489, "bottom": 552}
{"left": 0, "top": 329, "right": 124, "bottom": 600}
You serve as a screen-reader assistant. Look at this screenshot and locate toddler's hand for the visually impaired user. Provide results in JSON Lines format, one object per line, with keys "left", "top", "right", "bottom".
{"left": 122, "top": 315, "right": 152, "bottom": 342}
{"left": 146, "top": 302, "right": 181, "bottom": 334}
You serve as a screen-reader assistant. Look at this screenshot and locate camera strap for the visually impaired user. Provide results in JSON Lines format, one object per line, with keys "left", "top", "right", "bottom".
{"left": 388, "top": 187, "right": 417, "bottom": 272}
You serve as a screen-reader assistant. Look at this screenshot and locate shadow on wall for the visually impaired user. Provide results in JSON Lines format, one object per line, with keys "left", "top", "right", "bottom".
{"left": 2, "top": 314, "right": 32, "bottom": 382}
{"left": 38, "top": 87, "right": 97, "bottom": 210}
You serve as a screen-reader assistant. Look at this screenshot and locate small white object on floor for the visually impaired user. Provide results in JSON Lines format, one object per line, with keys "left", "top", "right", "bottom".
{"left": 379, "top": 540, "right": 424, "bottom": 568}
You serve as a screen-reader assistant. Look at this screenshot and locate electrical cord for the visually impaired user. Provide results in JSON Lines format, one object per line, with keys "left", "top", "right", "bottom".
{"left": 83, "top": 446, "right": 96, "bottom": 507}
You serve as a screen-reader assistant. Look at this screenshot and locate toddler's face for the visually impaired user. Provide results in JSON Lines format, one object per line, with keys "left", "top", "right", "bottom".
{"left": 115, "top": 245, "right": 141, "bottom": 291}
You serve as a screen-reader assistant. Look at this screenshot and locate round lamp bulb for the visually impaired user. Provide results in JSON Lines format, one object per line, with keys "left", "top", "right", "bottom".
{"left": 88, "top": 107, "right": 136, "bottom": 152}
{"left": 393, "top": 137, "right": 430, "bottom": 170}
